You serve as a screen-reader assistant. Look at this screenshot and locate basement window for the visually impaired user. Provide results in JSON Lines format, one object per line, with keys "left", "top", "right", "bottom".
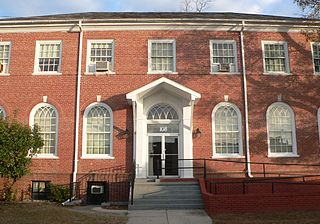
{"left": 32, "top": 181, "right": 50, "bottom": 200}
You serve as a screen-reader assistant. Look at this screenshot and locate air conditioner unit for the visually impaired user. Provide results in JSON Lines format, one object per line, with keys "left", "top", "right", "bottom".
{"left": 219, "top": 63, "right": 230, "bottom": 72}
{"left": 95, "top": 61, "right": 110, "bottom": 72}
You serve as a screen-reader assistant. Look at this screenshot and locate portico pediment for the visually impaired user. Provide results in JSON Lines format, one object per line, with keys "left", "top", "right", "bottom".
{"left": 126, "top": 77, "right": 201, "bottom": 103}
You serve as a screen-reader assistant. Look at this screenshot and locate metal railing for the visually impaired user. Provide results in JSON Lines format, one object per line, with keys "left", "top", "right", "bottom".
{"left": 154, "top": 158, "right": 320, "bottom": 180}
{"left": 206, "top": 178, "right": 320, "bottom": 195}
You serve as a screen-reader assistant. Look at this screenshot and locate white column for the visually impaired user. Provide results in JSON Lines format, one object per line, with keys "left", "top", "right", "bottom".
{"left": 182, "top": 104, "right": 194, "bottom": 178}
{"left": 135, "top": 100, "right": 147, "bottom": 178}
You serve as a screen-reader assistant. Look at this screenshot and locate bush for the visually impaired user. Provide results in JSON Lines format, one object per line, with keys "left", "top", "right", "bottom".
{"left": 48, "top": 184, "right": 70, "bottom": 202}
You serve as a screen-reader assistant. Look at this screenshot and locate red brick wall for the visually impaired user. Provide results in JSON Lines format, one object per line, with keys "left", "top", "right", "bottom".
{"left": 200, "top": 178, "right": 320, "bottom": 216}
{"left": 0, "top": 29, "right": 319, "bottom": 198}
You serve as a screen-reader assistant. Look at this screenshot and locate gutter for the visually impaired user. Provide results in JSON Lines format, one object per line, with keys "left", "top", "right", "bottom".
{"left": 240, "top": 20, "right": 252, "bottom": 177}
{"left": 72, "top": 20, "right": 83, "bottom": 187}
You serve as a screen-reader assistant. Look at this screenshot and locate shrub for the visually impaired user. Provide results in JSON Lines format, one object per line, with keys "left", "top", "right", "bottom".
{"left": 48, "top": 184, "right": 70, "bottom": 202}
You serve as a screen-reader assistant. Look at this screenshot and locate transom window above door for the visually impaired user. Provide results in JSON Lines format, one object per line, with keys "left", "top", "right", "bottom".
{"left": 148, "top": 40, "right": 176, "bottom": 74}
{"left": 147, "top": 104, "right": 179, "bottom": 120}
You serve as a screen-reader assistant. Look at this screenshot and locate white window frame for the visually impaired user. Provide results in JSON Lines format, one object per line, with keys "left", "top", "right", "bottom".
{"left": 29, "top": 103, "right": 59, "bottom": 159}
{"left": 148, "top": 39, "right": 177, "bottom": 74}
{"left": 82, "top": 102, "right": 114, "bottom": 159}
{"left": 311, "top": 42, "right": 320, "bottom": 75}
{"left": 0, "top": 41, "right": 11, "bottom": 76}
{"left": 85, "top": 39, "right": 115, "bottom": 75}
{"left": 262, "top": 41, "right": 290, "bottom": 75}
{"left": 266, "top": 102, "right": 298, "bottom": 157}
{"left": 33, "top": 40, "right": 62, "bottom": 75}
{"left": 0, "top": 106, "right": 6, "bottom": 118}
{"left": 212, "top": 102, "right": 244, "bottom": 158}
{"left": 210, "top": 40, "right": 239, "bottom": 74}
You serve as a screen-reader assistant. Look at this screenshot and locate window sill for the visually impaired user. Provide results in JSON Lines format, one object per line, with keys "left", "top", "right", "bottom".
{"left": 268, "top": 154, "right": 300, "bottom": 158}
{"left": 0, "top": 73, "right": 10, "bottom": 76}
{"left": 263, "top": 72, "right": 291, "bottom": 76}
{"left": 81, "top": 155, "right": 115, "bottom": 160}
{"left": 212, "top": 155, "right": 245, "bottom": 159}
{"left": 32, "top": 72, "right": 62, "bottom": 76}
{"left": 32, "top": 154, "right": 59, "bottom": 159}
{"left": 210, "top": 72, "right": 240, "bottom": 75}
{"left": 85, "top": 72, "right": 116, "bottom": 76}
{"left": 147, "top": 71, "right": 178, "bottom": 75}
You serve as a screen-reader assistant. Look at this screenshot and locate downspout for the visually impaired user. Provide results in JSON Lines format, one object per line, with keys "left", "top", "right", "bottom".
{"left": 240, "top": 21, "right": 253, "bottom": 177}
{"left": 72, "top": 20, "right": 83, "bottom": 185}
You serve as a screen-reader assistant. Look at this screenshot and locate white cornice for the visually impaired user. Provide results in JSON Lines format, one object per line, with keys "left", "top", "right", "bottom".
{"left": 0, "top": 20, "right": 318, "bottom": 33}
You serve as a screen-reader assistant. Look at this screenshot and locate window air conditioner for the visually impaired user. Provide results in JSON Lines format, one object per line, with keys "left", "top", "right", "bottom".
{"left": 219, "top": 63, "right": 230, "bottom": 72}
{"left": 95, "top": 61, "right": 110, "bottom": 72}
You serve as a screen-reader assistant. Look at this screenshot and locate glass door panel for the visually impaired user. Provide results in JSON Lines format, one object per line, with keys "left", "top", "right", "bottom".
{"left": 165, "top": 136, "right": 178, "bottom": 176}
{"left": 148, "top": 136, "right": 162, "bottom": 176}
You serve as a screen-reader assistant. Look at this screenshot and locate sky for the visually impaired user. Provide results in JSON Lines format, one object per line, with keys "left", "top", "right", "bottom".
{"left": 0, "top": 0, "right": 303, "bottom": 19}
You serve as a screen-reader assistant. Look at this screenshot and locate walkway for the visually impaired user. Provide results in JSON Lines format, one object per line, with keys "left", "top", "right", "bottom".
{"left": 127, "top": 209, "right": 212, "bottom": 224}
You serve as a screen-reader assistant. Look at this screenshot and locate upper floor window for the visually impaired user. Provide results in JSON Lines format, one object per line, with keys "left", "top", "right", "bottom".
{"left": 82, "top": 103, "right": 113, "bottom": 159}
{"left": 34, "top": 41, "right": 62, "bottom": 74}
{"left": 312, "top": 43, "right": 320, "bottom": 74}
{"left": 210, "top": 40, "right": 238, "bottom": 73}
{"left": 86, "top": 40, "right": 114, "bottom": 74}
{"left": 262, "top": 41, "right": 290, "bottom": 74}
{"left": 0, "top": 106, "right": 6, "bottom": 119}
{"left": 212, "top": 102, "right": 243, "bottom": 158}
{"left": 148, "top": 40, "right": 176, "bottom": 74}
{"left": 30, "top": 103, "right": 58, "bottom": 157}
{"left": 266, "top": 102, "right": 297, "bottom": 157}
{"left": 0, "top": 42, "right": 11, "bottom": 75}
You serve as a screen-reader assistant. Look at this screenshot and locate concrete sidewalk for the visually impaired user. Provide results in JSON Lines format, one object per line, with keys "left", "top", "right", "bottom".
{"left": 127, "top": 209, "right": 211, "bottom": 224}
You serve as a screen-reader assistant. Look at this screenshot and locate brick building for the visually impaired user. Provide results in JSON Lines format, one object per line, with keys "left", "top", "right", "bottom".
{"left": 0, "top": 12, "right": 320, "bottom": 202}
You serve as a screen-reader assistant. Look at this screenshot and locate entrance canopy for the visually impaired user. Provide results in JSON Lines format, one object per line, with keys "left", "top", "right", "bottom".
{"left": 126, "top": 77, "right": 201, "bottom": 178}
{"left": 126, "top": 77, "right": 201, "bottom": 103}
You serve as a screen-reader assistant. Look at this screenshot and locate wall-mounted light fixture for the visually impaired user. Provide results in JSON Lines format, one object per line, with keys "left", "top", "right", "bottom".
{"left": 193, "top": 128, "right": 201, "bottom": 138}
{"left": 119, "top": 129, "right": 129, "bottom": 139}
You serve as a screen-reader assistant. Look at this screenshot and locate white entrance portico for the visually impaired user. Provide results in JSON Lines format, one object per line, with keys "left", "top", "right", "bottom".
{"left": 126, "top": 77, "right": 201, "bottom": 178}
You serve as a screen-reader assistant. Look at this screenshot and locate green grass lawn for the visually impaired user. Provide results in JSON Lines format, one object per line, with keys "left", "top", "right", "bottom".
{"left": 0, "top": 202, "right": 128, "bottom": 224}
{"left": 213, "top": 211, "right": 320, "bottom": 224}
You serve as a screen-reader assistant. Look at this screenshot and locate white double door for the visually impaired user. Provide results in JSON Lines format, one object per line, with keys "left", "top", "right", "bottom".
{"left": 148, "top": 134, "right": 179, "bottom": 177}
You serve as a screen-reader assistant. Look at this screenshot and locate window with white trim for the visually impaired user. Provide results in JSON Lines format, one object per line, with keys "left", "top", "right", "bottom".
{"left": 148, "top": 40, "right": 176, "bottom": 73}
{"left": 312, "top": 43, "right": 320, "bottom": 73}
{"left": 267, "top": 102, "right": 297, "bottom": 156}
{"left": 0, "top": 106, "right": 6, "bottom": 119}
{"left": 212, "top": 103, "right": 243, "bottom": 157}
{"left": 210, "top": 40, "right": 237, "bottom": 73}
{"left": 30, "top": 103, "right": 58, "bottom": 155}
{"left": 83, "top": 103, "right": 113, "bottom": 157}
{"left": 86, "top": 40, "right": 114, "bottom": 73}
{"left": 0, "top": 42, "right": 11, "bottom": 75}
{"left": 34, "top": 41, "right": 62, "bottom": 73}
{"left": 262, "top": 41, "right": 289, "bottom": 74}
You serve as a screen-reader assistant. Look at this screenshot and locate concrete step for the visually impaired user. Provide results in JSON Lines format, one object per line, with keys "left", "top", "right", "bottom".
{"left": 130, "top": 180, "right": 204, "bottom": 210}
{"left": 129, "top": 203, "right": 204, "bottom": 210}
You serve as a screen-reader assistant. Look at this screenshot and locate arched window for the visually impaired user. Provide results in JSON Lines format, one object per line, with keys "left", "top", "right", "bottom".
{"left": 0, "top": 106, "right": 6, "bottom": 119}
{"left": 83, "top": 103, "right": 113, "bottom": 158}
{"left": 30, "top": 103, "right": 58, "bottom": 156}
{"left": 266, "top": 102, "right": 297, "bottom": 156}
{"left": 212, "top": 102, "right": 243, "bottom": 157}
{"left": 147, "top": 103, "right": 178, "bottom": 120}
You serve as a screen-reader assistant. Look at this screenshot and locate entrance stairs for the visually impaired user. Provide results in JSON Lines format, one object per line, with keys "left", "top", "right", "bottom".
{"left": 129, "top": 179, "right": 204, "bottom": 210}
